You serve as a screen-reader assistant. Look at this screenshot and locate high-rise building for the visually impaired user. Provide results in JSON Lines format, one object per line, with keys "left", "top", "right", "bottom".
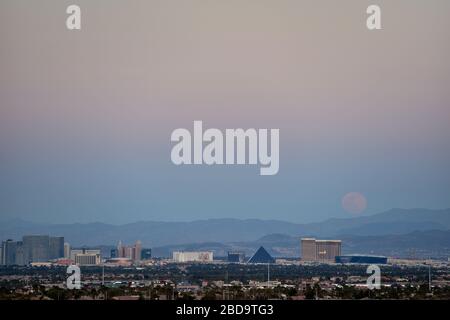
{"left": 316, "top": 240, "right": 341, "bottom": 262}
{"left": 227, "top": 251, "right": 245, "bottom": 263}
{"left": 1, "top": 240, "right": 25, "bottom": 266}
{"left": 23, "top": 235, "right": 50, "bottom": 263}
{"left": 172, "top": 251, "right": 213, "bottom": 263}
{"left": 141, "top": 248, "right": 152, "bottom": 260}
{"left": 74, "top": 253, "right": 101, "bottom": 266}
{"left": 1, "top": 235, "right": 65, "bottom": 265}
{"left": 301, "top": 238, "right": 342, "bottom": 263}
{"left": 134, "top": 241, "right": 142, "bottom": 262}
{"left": 49, "top": 237, "right": 64, "bottom": 260}
{"left": 64, "top": 242, "right": 71, "bottom": 259}
{"left": 116, "top": 241, "right": 142, "bottom": 262}
{"left": 23, "top": 235, "right": 65, "bottom": 263}
{"left": 70, "top": 249, "right": 101, "bottom": 261}
{"left": 300, "top": 238, "right": 317, "bottom": 261}
{"left": 15, "top": 243, "right": 26, "bottom": 266}
{"left": 1, "top": 240, "right": 8, "bottom": 265}
{"left": 71, "top": 248, "right": 101, "bottom": 265}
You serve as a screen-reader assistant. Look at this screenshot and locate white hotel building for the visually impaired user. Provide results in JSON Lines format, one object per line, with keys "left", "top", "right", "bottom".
{"left": 172, "top": 251, "right": 213, "bottom": 263}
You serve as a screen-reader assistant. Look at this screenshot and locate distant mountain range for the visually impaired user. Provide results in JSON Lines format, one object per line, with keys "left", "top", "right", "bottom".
{"left": 0, "top": 208, "right": 449, "bottom": 259}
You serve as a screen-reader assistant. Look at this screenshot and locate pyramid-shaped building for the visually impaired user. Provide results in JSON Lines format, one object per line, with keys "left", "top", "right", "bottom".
{"left": 247, "top": 246, "right": 275, "bottom": 264}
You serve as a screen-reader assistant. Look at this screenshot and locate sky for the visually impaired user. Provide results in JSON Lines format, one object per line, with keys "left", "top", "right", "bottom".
{"left": 1, "top": 0, "right": 449, "bottom": 224}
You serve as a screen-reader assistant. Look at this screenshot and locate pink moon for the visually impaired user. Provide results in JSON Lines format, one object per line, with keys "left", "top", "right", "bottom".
{"left": 342, "top": 192, "right": 367, "bottom": 214}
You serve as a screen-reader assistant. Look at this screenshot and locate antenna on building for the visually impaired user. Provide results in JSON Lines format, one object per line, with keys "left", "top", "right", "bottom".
{"left": 428, "top": 264, "right": 431, "bottom": 292}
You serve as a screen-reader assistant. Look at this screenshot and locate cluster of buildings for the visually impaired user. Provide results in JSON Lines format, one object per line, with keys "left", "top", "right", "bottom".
{"left": 1, "top": 234, "right": 389, "bottom": 267}
{"left": 0, "top": 236, "right": 64, "bottom": 266}
{"left": 67, "top": 241, "right": 153, "bottom": 266}
{"left": 170, "top": 247, "right": 275, "bottom": 264}
{"left": 0, "top": 236, "right": 153, "bottom": 267}
{"left": 170, "top": 239, "right": 350, "bottom": 265}
{"left": 0, "top": 236, "right": 105, "bottom": 267}
{"left": 172, "top": 247, "right": 276, "bottom": 264}
{"left": 106, "top": 241, "right": 152, "bottom": 266}
{"left": 111, "top": 241, "right": 142, "bottom": 261}
{"left": 301, "top": 238, "right": 387, "bottom": 264}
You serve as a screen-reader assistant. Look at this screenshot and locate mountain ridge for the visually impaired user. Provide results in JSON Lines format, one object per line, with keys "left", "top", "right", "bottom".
{"left": 0, "top": 208, "right": 449, "bottom": 248}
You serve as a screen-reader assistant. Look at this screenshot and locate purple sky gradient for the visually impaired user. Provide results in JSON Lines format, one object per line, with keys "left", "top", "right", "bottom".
{"left": 1, "top": 0, "right": 449, "bottom": 224}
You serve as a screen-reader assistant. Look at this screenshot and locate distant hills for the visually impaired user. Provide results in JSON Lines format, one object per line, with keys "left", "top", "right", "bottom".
{"left": 0, "top": 208, "right": 449, "bottom": 259}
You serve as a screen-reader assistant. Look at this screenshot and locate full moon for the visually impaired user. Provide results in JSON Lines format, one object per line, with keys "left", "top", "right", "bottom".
{"left": 342, "top": 192, "right": 367, "bottom": 214}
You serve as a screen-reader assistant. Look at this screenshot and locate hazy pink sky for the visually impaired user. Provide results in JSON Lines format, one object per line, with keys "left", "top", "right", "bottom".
{"left": 1, "top": 0, "right": 449, "bottom": 224}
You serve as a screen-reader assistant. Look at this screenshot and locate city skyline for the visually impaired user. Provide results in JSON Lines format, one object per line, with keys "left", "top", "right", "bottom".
{"left": 1, "top": 0, "right": 449, "bottom": 309}
{"left": 2, "top": 207, "right": 450, "bottom": 261}
{"left": 1, "top": 208, "right": 449, "bottom": 254}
